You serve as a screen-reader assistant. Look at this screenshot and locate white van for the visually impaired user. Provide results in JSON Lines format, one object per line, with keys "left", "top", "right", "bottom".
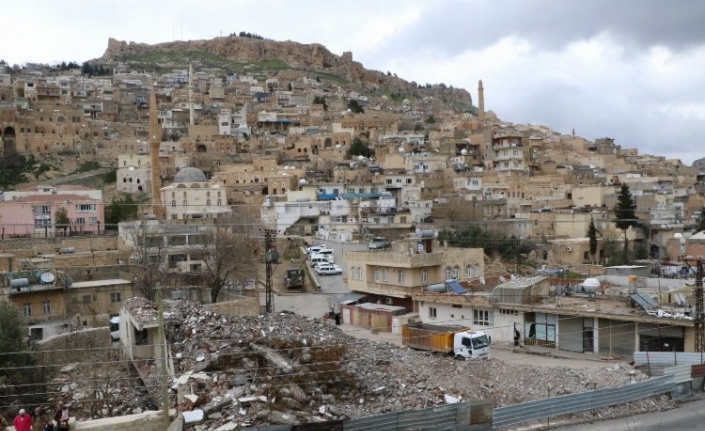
{"left": 310, "top": 255, "right": 333, "bottom": 267}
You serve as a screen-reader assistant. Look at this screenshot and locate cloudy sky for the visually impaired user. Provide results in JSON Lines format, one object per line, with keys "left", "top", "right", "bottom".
{"left": 2, "top": 0, "right": 704, "bottom": 164}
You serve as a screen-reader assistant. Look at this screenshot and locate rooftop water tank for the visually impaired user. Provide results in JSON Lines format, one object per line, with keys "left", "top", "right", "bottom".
{"left": 10, "top": 278, "right": 29, "bottom": 290}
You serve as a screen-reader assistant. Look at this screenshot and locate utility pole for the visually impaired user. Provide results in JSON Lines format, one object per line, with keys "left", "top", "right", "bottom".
{"left": 156, "top": 289, "right": 170, "bottom": 427}
{"left": 682, "top": 258, "right": 704, "bottom": 353}
{"left": 263, "top": 229, "right": 279, "bottom": 314}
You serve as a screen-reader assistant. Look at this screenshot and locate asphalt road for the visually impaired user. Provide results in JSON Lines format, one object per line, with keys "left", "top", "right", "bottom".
{"left": 553, "top": 396, "right": 705, "bottom": 431}
{"left": 274, "top": 239, "right": 366, "bottom": 317}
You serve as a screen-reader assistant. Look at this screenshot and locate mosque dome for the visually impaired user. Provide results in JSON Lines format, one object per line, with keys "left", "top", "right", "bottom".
{"left": 173, "top": 167, "right": 207, "bottom": 183}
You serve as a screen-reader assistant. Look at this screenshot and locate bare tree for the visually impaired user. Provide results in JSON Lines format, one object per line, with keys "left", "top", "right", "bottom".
{"left": 200, "top": 214, "right": 259, "bottom": 303}
{"left": 123, "top": 220, "right": 168, "bottom": 301}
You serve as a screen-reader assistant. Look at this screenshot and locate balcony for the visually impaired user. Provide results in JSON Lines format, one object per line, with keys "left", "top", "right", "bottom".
{"left": 346, "top": 250, "right": 443, "bottom": 268}
{"left": 355, "top": 281, "right": 425, "bottom": 298}
{"left": 341, "top": 192, "right": 381, "bottom": 200}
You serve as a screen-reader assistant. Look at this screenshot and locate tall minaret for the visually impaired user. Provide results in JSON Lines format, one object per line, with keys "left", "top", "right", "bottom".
{"left": 478, "top": 79, "right": 485, "bottom": 120}
{"left": 149, "top": 85, "right": 163, "bottom": 218}
{"left": 188, "top": 62, "right": 195, "bottom": 126}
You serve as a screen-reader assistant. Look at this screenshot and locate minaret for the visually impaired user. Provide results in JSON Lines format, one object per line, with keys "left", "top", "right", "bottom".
{"left": 478, "top": 79, "right": 485, "bottom": 120}
{"left": 149, "top": 85, "right": 163, "bottom": 218}
{"left": 188, "top": 63, "right": 195, "bottom": 126}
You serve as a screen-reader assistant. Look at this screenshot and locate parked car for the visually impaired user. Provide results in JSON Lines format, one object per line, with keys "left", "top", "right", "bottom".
{"left": 315, "top": 264, "right": 343, "bottom": 276}
{"left": 306, "top": 244, "right": 327, "bottom": 255}
{"left": 306, "top": 245, "right": 333, "bottom": 255}
{"left": 310, "top": 252, "right": 334, "bottom": 264}
{"left": 368, "top": 237, "right": 391, "bottom": 250}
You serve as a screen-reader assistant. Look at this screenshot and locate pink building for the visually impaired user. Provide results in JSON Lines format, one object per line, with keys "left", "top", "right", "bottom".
{"left": 0, "top": 193, "right": 105, "bottom": 238}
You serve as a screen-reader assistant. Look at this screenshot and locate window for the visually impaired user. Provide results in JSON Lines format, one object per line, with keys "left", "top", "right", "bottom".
{"left": 473, "top": 309, "right": 491, "bottom": 326}
{"left": 75, "top": 218, "right": 85, "bottom": 225}
{"left": 171, "top": 200, "right": 176, "bottom": 207}
{"left": 206, "top": 199, "right": 211, "bottom": 206}
{"left": 23, "top": 303, "right": 32, "bottom": 317}
{"left": 445, "top": 267, "right": 452, "bottom": 280}
{"left": 429, "top": 307, "right": 437, "bottom": 319}
{"left": 421, "top": 270, "right": 427, "bottom": 284}
{"left": 452, "top": 304, "right": 462, "bottom": 309}
{"left": 357, "top": 267, "right": 363, "bottom": 280}
{"left": 217, "top": 199, "right": 222, "bottom": 205}
{"left": 452, "top": 265, "right": 460, "bottom": 279}
{"left": 76, "top": 204, "right": 96, "bottom": 212}
{"left": 465, "top": 265, "right": 472, "bottom": 278}
{"left": 382, "top": 269, "right": 388, "bottom": 282}
{"left": 398, "top": 269, "right": 405, "bottom": 284}
{"left": 374, "top": 268, "right": 381, "bottom": 282}
{"left": 110, "top": 292, "right": 121, "bottom": 303}
{"left": 385, "top": 298, "right": 393, "bottom": 305}
{"left": 82, "top": 295, "right": 92, "bottom": 304}
{"left": 183, "top": 200, "right": 188, "bottom": 207}
{"left": 42, "top": 300, "right": 51, "bottom": 315}
{"left": 499, "top": 308, "right": 518, "bottom": 316}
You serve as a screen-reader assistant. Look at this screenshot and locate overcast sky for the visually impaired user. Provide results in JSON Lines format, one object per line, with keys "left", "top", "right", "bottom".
{"left": 1, "top": 0, "right": 704, "bottom": 164}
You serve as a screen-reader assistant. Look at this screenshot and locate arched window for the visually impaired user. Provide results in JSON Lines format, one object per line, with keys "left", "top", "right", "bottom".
{"left": 398, "top": 269, "right": 405, "bottom": 284}
{"left": 465, "top": 265, "right": 472, "bottom": 279}
{"left": 445, "top": 267, "right": 452, "bottom": 280}
{"left": 452, "top": 265, "right": 460, "bottom": 279}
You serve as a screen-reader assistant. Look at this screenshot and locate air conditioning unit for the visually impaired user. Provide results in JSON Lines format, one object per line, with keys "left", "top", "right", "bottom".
{"left": 566, "top": 247, "right": 572, "bottom": 252}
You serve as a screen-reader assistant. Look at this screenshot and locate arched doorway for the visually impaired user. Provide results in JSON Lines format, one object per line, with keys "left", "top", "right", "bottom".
{"left": 2, "top": 126, "right": 16, "bottom": 155}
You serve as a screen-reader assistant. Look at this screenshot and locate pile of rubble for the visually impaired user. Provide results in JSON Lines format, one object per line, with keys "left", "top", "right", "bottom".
{"left": 158, "top": 301, "right": 674, "bottom": 430}
{"left": 49, "top": 301, "right": 673, "bottom": 431}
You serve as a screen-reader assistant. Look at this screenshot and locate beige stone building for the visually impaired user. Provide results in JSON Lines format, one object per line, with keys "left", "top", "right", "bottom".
{"left": 344, "top": 238, "right": 484, "bottom": 312}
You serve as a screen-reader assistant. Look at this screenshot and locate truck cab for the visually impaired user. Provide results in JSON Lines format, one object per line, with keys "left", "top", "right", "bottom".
{"left": 453, "top": 330, "right": 490, "bottom": 359}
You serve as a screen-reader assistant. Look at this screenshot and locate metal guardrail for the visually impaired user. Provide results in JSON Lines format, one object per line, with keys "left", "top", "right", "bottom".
{"left": 492, "top": 375, "right": 674, "bottom": 428}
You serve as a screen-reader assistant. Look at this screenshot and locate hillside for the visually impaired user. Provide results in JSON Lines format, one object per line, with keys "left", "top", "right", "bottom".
{"left": 98, "top": 36, "right": 472, "bottom": 109}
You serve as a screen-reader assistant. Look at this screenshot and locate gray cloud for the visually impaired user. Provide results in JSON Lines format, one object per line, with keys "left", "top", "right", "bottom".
{"left": 366, "top": 0, "right": 705, "bottom": 61}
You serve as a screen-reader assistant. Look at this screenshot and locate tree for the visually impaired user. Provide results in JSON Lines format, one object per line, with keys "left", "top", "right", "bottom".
{"left": 55, "top": 206, "right": 71, "bottom": 236}
{"left": 614, "top": 183, "right": 637, "bottom": 262}
{"left": 424, "top": 115, "right": 436, "bottom": 124}
{"left": 81, "top": 62, "right": 93, "bottom": 75}
{"left": 346, "top": 99, "right": 364, "bottom": 114}
{"left": 105, "top": 194, "right": 140, "bottom": 228}
{"left": 313, "top": 96, "right": 328, "bottom": 111}
{"left": 0, "top": 303, "right": 46, "bottom": 406}
{"left": 588, "top": 217, "right": 599, "bottom": 264}
{"left": 125, "top": 220, "right": 167, "bottom": 301}
{"left": 200, "top": 216, "right": 258, "bottom": 303}
{"left": 695, "top": 208, "right": 705, "bottom": 233}
{"left": 347, "top": 137, "right": 374, "bottom": 159}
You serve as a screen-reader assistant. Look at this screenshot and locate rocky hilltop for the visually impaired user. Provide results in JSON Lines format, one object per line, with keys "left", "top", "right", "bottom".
{"left": 99, "top": 36, "right": 472, "bottom": 106}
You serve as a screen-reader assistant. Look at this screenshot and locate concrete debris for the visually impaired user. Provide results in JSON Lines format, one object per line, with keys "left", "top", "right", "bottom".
{"left": 43, "top": 299, "right": 675, "bottom": 428}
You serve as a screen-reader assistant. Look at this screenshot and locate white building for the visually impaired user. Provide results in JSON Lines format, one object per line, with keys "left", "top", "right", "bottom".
{"left": 161, "top": 167, "right": 231, "bottom": 220}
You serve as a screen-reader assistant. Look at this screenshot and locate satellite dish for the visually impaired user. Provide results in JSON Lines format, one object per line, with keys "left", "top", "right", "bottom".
{"left": 40, "top": 272, "right": 56, "bottom": 284}
{"left": 460, "top": 149, "right": 468, "bottom": 156}
{"left": 398, "top": 146, "right": 405, "bottom": 153}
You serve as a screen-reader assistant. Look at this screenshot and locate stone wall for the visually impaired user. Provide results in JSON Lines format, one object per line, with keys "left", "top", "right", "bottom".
{"left": 0, "top": 235, "right": 120, "bottom": 255}
{"left": 204, "top": 296, "right": 260, "bottom": 317}
{"left": 37, "top": 327, "right": 111, "bottom": 365}
{"left": 72, "top": 411, "right": 171, "bottom": 431}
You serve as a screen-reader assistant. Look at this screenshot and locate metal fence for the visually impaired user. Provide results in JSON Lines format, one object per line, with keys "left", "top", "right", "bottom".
{"left": 247, "top": 402, "right": 493, "bottom": 431}
{"left": 492, "top": 375, "right": 674, "bottom": 428}
{"left": 634, "top": 351, "right": 705, "bottom": 367}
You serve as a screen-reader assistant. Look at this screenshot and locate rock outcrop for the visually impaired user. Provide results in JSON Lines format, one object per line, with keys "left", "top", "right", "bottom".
{"left": 99, "top": 37, "right": 472, "bottom": 106}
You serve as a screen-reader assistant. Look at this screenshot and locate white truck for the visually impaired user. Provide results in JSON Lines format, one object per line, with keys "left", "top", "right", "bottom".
{"left": 402, "top": 322, "right": 490, "bottom": 359}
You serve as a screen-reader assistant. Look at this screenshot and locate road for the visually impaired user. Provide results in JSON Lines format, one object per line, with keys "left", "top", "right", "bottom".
{"left": 553, "top": 397, "right": 705, "bottom": 431}
{"left": 273, "top": 239, "right": 366, "bottom": 317}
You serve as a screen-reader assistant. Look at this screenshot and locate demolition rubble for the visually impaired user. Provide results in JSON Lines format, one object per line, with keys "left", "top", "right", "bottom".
{"left": 121, "top": 299, "right": 671, "bottom": 430}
